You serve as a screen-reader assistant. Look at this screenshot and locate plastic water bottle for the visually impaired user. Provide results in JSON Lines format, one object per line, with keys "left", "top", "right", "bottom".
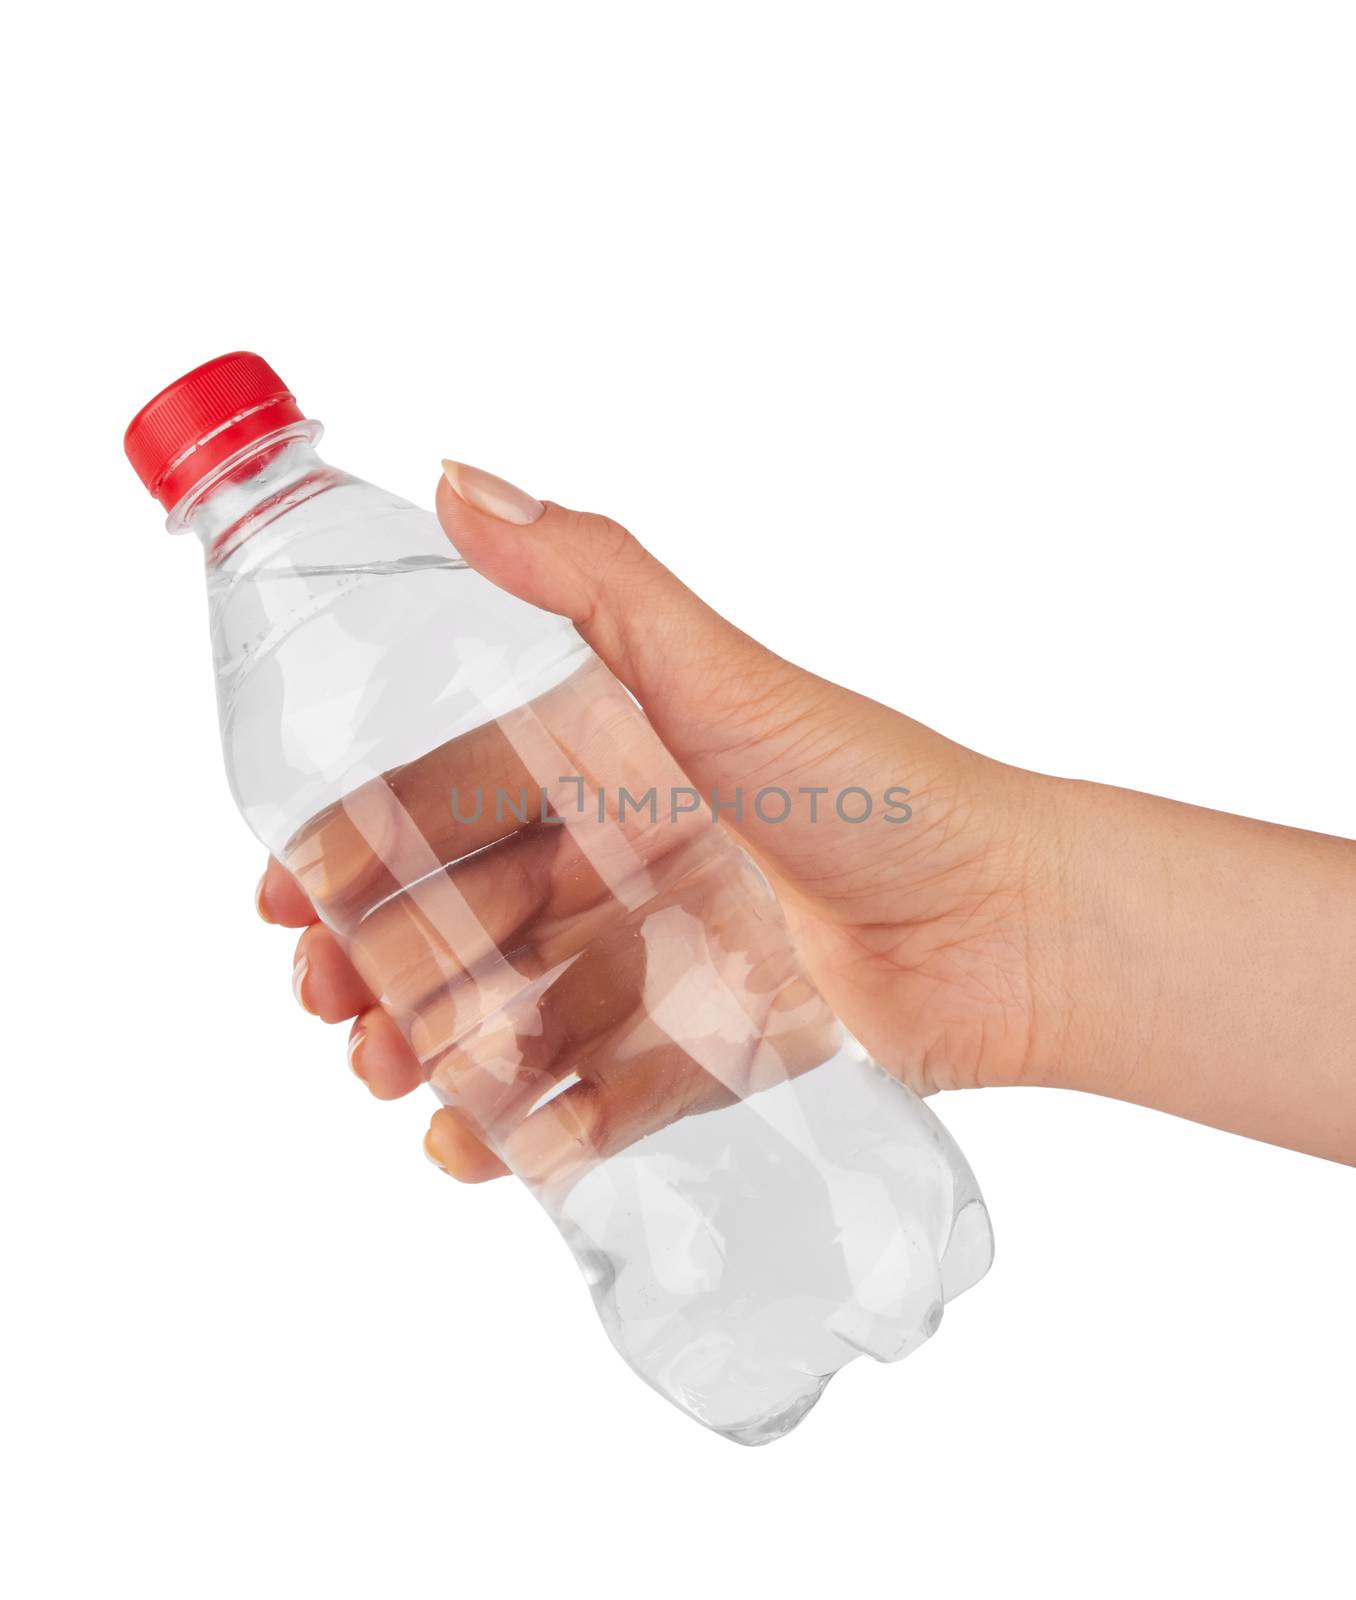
{"left": 125, "top": 352, "right": 993, "bottom": 1444}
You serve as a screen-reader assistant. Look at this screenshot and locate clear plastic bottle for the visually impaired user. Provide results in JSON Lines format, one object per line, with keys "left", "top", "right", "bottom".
{"left": 126, "top": 353, "right": 993, "bottom": 1444}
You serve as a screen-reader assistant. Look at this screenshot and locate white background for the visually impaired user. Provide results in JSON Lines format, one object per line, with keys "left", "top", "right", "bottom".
{"left": 3, "top": 3, "right": 1352, "bottom": 1596}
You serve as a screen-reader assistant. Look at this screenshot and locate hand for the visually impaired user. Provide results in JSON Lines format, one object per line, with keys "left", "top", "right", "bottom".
{"left": 258, "top": 462, "right": 1356, "bottom": 1173}
{"left": 259, "top": 461, "right": 1064, "bottom": 1179}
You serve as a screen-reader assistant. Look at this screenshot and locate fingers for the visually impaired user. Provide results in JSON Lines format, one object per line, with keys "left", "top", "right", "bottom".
{"left": 283, "top": 658, "right": 703, "bottom": 936}
{"left": 254, "top": 857, "right": 431, "bottom": 1094}
{"left": 256, "top": 462, "right": 945, "bottom": 1198}
{"left": 291, "top": 924, "right": 374, "bottom": 1023}
{"left": 254, "top": 855, "right": 512, "bottom": 1178}
{"left": 424, "top": 847, "right": 846, "bottom": 1195}
{"left": 348, "top": 1005, "right": 428, "bottom": 1101}
{"left": 256, "top": 857, "right": 317, "bottom": 927}
{"left": 424, "top": 1107, "right": 511, "bottom": 1183}
{"left": 258, "top": 651, "right": 848, "bottom": 1198}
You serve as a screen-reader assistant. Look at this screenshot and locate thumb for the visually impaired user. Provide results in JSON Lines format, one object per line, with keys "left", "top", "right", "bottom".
{"left": 436, "top": 460, "right": 823, "bottom": 794}
{"left": 433, "top": 460, "right": 962, "bottom": 903}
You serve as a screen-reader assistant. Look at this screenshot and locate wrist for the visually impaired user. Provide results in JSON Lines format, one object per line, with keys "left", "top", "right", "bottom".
{"left": 1010, "top": 773, "right": 1158, "bottom": 1100}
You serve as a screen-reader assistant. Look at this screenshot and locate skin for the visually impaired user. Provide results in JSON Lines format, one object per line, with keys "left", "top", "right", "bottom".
{"left": 259, "top": 466, "right": 1356, "bottom": 1174}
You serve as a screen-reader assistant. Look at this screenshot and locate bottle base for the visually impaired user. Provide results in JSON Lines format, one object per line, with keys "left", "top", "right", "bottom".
{"left": 547, "top": 1047, "right": 994, "bottom": 1444}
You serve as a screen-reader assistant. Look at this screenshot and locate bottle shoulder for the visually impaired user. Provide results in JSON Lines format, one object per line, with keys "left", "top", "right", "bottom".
{"left": 208, "top": 477, "right": 586, "bottom": 851}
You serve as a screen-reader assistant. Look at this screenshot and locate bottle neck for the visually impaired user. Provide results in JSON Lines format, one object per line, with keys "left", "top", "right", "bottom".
{"left": 169, "top": 420, "right": 336, "bottom": 561}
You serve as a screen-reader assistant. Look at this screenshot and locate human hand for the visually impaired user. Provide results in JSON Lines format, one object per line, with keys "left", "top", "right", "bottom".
{"left": 259, "top": 462, "right": 1066, "bottom": 1180}
{"left": 259, "top": 462, "right": 1356, "bottom": 1173}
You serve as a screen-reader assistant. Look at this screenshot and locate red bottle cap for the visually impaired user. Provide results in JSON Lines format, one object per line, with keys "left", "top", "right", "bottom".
{"left": 124, "top": 352, "right": 305, "bottom": 509}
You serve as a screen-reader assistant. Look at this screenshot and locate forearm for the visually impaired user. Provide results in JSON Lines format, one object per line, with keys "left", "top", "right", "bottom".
{"left": 1047, "top": 778, "right": 1356, "bottom": 1163}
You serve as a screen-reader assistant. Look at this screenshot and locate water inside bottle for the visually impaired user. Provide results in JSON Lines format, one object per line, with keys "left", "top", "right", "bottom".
{"left": 282, "top": 649, "right": 991, "bottom": 1441}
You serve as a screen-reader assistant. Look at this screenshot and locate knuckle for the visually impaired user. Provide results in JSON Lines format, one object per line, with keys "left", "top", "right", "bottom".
{"left": 567, "top": 510, "right": 647, "bottom": 586}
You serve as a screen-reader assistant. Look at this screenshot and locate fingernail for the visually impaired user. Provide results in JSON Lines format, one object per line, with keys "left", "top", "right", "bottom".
{"left": 423, "top": 1126, "right": 450, "bottom": 1174}
{"left": 347, "top": 1025, "right": 369, "bottom": 1085}
{"left": 441, "top": 460, "right": 544, "bottom": 526}
{"left": 292, "top": 955, "right": 314, "bottom": 1014}
{"left": 255, "top": 873, "right": 275, "bottom": 924}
